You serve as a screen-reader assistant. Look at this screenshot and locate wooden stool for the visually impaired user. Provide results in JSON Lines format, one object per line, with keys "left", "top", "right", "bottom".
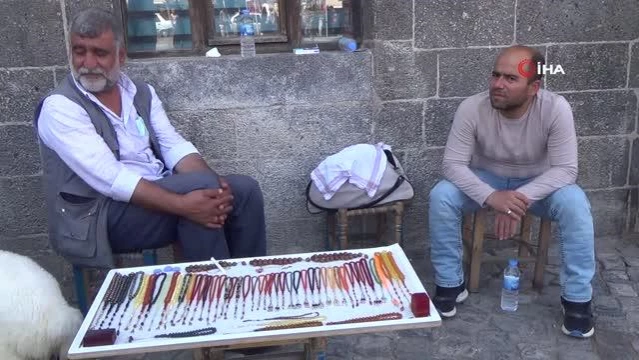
{"left": 461, "top": 208, "right": 552, "bottom": 293}
{"left": 326, "top": 201, "right": 405, "bottom": 250}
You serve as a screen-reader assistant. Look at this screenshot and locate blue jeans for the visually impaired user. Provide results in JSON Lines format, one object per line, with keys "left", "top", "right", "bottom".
{"left": 428, "top": 169, "right": 595, "bottom": 303}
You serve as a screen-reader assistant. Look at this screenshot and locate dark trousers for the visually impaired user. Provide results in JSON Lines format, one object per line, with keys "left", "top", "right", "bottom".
{"left": 107, "top": 172, "right": 266, "bottom": 261}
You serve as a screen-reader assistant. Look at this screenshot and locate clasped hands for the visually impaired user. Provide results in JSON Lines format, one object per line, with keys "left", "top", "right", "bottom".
{"left": 180, "top": 177, "right": 234, "bottom": 229}
{"left": 485, "top": 190, "right": 530, "bottom": 240}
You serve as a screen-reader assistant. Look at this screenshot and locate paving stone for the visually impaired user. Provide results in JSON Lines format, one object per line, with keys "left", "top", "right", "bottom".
{"left": 557, "top": 350, "right": 601, "bottom": 360}
{"left": 627, "top": 268, "right": 639, "bottom": 282}
{"left": 597, "top": 253, "right": 627, "bottom": 270}
{"left": 623, "top": 256, "right": 639, "bottom": 268}
{"left": 593, "top": 296, "right": 624, "bottom": 316}
{"left": 352, "top": 334, "right": 393, "bottom": 358}
{"left": 608, "top": 283, "right": 638, "bottom": 297}
{"left": 595, "top": 329, "right": 639, "bottom": 360}
{"left": 517, "top": 343, "right": 554, "bottom": 360}
{"left": 602, "top": 270, "right": 630, "bottom": 283}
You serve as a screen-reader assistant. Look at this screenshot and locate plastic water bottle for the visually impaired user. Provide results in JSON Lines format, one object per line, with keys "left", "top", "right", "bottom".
{"left": 338, "top": 36, "right": 357, "bottom": 52}
{"left": 239, "top": 9, "right": 256, "bottom": 57}
{"left": 500, "top": 258, "right": 520, "bottom": 311}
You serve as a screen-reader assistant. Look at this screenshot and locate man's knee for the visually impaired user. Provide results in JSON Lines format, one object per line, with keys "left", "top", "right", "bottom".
{"left": 225, "top": 174, "right": 262, "bottom": 198}
{"left": 548, "top": 184, "right": 592, "bottom": 216}
{"left": 429, "top": 180, "right": 463, "bottom": 208}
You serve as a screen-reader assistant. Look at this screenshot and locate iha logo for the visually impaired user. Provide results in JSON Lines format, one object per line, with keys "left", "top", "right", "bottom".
{"left": 517, "top": 59, "right": 565, "bottom": 78}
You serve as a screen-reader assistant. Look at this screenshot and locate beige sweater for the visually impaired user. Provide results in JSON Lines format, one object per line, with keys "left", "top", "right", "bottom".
{"left": 442, "top": 89, "right": 578, "bottom": 205}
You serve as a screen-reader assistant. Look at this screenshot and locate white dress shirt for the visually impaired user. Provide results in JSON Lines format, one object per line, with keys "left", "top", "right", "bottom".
{"left": 37, "top": 73, "right": 199, "bottom": 202}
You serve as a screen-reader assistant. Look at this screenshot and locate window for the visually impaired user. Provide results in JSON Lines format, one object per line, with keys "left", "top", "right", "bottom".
{"left": 117, "top": 0, "right": 362, "bottom": 57}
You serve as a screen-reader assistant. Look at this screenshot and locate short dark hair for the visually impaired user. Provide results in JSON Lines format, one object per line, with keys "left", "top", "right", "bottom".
{"left": 69, "top": 8, "right": 123, "bottom": 47}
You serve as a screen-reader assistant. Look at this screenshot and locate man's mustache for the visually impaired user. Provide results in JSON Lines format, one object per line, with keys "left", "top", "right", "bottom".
{"left": 78, "top": 68, "right": 106, "bottom": 76}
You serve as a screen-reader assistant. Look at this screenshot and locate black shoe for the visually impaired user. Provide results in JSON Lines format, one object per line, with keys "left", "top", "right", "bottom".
{"left": 433, "top": 283, "right": 469, "bottom": 318}
{"left": 561, "top": 297, "right": 594, "bottom": 338}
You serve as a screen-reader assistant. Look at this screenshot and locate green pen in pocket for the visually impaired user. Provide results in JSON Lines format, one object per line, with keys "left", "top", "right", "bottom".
{"left": 135, "top": 116, "right": 147, "bottom": 136}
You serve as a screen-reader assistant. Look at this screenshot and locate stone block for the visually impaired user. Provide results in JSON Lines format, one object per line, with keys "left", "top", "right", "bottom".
{"left": 586, "top": 189, "right": 630, "bottom": 236}
{"left": 630, "top": 45, "right": 639, "bottom": 88}
{"left": 1, "top": 69, "right": 55, "bottom": 124}
{"left": 401, "top": 202, "right": 429, "bottom": 255}
{"left": 631, "top": 138, "right": 639, "bottom": 186}
{"left": 252, "top": 157, "right": 323, "bottom": 224}
{"left": 167, "top": 110, "right": 237, "bottom": 160}
{"left": 516, "top": 0, "right": 639, "bottom": 43}
{"left": 373, "top": 101, "right": 423, "bottom": 147}
{"left": 54, "top": 67, "right": 71, "bottom": 86}
{"left": 235, "top": 103, "right": 372, "bottom": 160}
{"left": 415, "top": 0, "right": 514, "bottom": 48}
{"left": 370, "top": 0, "right": 413, "bottom": 40}
{"left": 577, "top": 137, "right": 629, "bottom": 189}
{"left": 125, "top": 52, "right": 372, "bottom": 111}
{"left": 546, "top": 44, "right": 628, "bottom": 91}
{"left": 439, "top": 48, "right": 502, "bottom": 97}
{"left": 65, "top": 0, "right": 113, "bottom": 17}
{"left": 0, "top": 176, "right": 47, "bottom": 237}
{"left": 0, "top": 125, "right": 41, "bottom": 176}
{"left": 424, "top": 99, "right": 463, "bottom": 147}
{"left": 373, "top": 42, "right": 437, "bottom": 100}
{"left": 0, "top": 0, "right": 67, "bottom": 67}
{"left": 266, "top": 218, "right": 325, "bottom": 255}
{"left": 402, "top": 148, "right": 445, "bottom": 205}
{"left": 562, "top": 91, "right": 636, "bottom": 136}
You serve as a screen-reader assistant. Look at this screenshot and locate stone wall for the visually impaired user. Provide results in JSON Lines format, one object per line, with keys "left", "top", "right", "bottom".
{"left": 0, "top": 0, "right": 637, "bottom": 300}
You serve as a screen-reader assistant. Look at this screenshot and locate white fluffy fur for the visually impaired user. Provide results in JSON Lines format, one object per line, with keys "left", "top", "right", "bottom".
{"left": 0, "top": 250, "right": 83, "bottom": 360}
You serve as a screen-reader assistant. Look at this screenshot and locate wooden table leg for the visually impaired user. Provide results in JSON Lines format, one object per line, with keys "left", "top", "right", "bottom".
{"left": 193, "top": 348, "right": 224, "bottom": 360}
{"left": 305, "top": 337, "right": 327, "bottom": 360}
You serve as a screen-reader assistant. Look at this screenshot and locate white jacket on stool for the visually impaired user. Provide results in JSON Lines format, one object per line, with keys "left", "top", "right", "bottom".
{"left": 0, "top": 250, "right": 83, "bottom": 360}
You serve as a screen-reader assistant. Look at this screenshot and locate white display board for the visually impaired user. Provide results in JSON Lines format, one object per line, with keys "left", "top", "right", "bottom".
{"left": 68, "top": 244, "right": 441, "bottom": 359}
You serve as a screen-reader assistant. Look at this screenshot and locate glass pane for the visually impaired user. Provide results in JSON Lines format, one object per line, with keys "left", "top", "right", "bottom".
{"left": 301, "top": 0, "right": 352, "bottom": 41}
{"left": 212, "top": 0, "right": 282, "bottom": 38}
{"left": 125, "top": 0, "right": 192, "bottom": 52}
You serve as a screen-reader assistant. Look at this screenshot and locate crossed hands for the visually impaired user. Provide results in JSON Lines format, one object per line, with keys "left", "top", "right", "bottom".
{"left": 485, "top": 190, "right": 530, "bottom": 240}
{"left": 180, "top": 177, "right": 234, "bottom": 229}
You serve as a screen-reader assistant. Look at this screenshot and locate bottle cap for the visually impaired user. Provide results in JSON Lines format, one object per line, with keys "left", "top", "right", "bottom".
{"left": 509, "top": 258, "right": 518, "bottom": 267}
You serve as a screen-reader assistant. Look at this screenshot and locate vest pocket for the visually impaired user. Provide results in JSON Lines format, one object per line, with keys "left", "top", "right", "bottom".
{"left": 54, "top": 193, "right": 98, "bottom": 258}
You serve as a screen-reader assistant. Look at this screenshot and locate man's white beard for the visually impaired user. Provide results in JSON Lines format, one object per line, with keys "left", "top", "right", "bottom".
{"left": 72, "top": 62, "right": 120, "bottom": 93}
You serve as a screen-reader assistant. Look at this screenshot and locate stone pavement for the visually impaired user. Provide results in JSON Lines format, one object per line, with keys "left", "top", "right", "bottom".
{"left": 96, "top": 234, "right": 639, "bottom": 360}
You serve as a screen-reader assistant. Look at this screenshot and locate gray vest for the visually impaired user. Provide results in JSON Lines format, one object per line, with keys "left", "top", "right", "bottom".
{"left": 33, "top": 73, "right": 164, "bottom": 268}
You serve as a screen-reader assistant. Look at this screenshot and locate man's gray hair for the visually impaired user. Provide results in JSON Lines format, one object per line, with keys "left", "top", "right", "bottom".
{"left": 69, "top": 8, "right": 124, "bottom": 47}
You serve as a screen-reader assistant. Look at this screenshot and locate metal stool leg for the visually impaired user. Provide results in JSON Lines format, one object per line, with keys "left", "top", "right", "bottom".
{"left": 73, "top": 265, "right": 89, "bottom": 316}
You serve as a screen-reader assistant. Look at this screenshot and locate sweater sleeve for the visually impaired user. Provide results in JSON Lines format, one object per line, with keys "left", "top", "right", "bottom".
{"left": 516, "top": 97, "right": 578, "bottom": 202}
{"left": 442, "top": 100, "right": 496, "bottom": 206}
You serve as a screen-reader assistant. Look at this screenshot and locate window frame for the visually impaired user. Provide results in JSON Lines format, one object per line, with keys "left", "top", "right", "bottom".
{"left": 116, "top": 0, "right": 362, "bottom": 58}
